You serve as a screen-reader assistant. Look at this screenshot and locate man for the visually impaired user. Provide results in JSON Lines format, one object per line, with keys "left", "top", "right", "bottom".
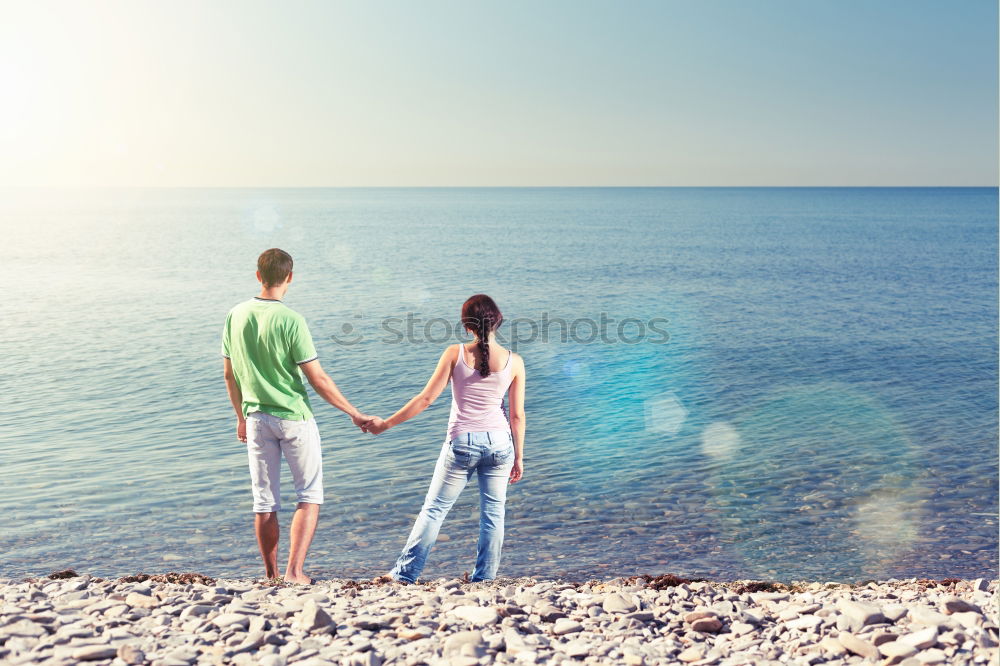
{"left": 222, "top": 248, "right": 371, "bottom": 583}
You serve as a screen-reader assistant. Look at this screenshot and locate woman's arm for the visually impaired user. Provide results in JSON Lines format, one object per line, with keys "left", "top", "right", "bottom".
{"left": 367, "top": 345, "right": 458, "bottom": 434}
{"left": 507, "top": 354, "right": 525, "bottom": 483}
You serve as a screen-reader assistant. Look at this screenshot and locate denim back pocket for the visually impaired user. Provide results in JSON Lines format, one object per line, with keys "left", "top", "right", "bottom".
{"left": 491, "top": 443, "right": 515, "bottom": 467}
{"left": 449, "top": 438, "right": 475, "bottom": 468}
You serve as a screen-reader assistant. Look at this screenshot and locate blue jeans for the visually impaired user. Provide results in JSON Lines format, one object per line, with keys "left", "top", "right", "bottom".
{"left": 390, "top": 430, "right": 515, "bottom": 583}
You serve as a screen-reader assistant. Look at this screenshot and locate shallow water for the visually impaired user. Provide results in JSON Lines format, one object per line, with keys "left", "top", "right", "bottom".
{"left": 1, "top": 187, "right": 996, "bottom": 583}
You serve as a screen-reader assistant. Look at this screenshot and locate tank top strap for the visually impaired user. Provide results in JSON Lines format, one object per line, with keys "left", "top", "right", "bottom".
{"left": 503, "top": 350, "right": 514, "bottom": 389}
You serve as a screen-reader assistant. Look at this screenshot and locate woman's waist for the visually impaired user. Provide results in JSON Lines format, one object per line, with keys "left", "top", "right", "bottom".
{"left": 450, "top": 392, "right": 506, "bottom": 412}
{"left": 447, "top": 405, "right": 510, "bottom": 438}
{"left": 447, "top": 408, "right": 509, "bottom": 428}
{"left": 446, "top": 429, "right": 513, "bottom": 447}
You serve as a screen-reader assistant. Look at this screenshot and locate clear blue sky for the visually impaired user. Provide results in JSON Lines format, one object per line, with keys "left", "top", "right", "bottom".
{"left": 0, "top": 0, "right": 996, "bottom": 186}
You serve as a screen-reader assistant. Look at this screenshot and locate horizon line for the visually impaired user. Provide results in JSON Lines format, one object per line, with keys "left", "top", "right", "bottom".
{"left": 1, "top": 184, "right": 998, "bottom": 190}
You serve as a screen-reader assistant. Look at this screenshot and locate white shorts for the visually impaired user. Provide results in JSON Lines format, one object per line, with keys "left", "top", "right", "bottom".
{"left": 245, "top": 411, "right": 324, "bottom": 512}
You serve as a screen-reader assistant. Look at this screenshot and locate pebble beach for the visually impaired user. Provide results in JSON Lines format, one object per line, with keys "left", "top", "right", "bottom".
{"left": 0, "top": 572, "right": 996, "bottom": 666}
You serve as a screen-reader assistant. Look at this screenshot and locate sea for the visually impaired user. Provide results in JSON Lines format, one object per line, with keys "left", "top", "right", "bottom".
{"left": 1, "top": 186, "right": 996, "bottom": 584}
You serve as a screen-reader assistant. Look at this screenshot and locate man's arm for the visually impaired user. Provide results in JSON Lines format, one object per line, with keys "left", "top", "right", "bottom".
{"left": 223, "top": 358, "right": 247, "bottom": 442}
{"left": 299, "top": 359, "right": 371, "bottom": 426}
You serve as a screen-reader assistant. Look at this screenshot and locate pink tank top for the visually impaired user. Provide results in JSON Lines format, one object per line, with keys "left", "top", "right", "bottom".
{"left": 446, "top": 344, "right": 514, "bottom": 442}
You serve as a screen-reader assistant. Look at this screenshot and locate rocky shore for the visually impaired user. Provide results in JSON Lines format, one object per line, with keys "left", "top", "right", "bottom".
{"left": 0, "top": 572, "right": 996, "bottom": 666}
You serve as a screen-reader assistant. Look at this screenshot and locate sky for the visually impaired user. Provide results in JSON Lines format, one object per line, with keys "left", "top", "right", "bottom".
{"left": 0, "top": 0, "right": 997, "bottom": 187}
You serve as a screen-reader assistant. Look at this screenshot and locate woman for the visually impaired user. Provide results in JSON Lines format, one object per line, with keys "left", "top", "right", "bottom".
{"left": 364, "top": 294, "right": 525, "bottom": 583}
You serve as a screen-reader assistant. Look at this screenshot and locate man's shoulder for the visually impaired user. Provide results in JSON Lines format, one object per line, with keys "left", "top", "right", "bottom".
{"left": 276, "top": 302, "right": 304, "bottom": 316}
{"left": 274, "top": 303, "right": 309, "bottom": 326}
{"left": 227, "top": 298, "right": 258, "bottom": 314}
{"left": 224, "top": 301, "right": 247, "bottom": 324}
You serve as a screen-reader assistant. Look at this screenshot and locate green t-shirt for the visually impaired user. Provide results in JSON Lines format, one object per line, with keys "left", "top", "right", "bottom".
{"left": 221, "top": 297, "right": 318, "bottom": 420}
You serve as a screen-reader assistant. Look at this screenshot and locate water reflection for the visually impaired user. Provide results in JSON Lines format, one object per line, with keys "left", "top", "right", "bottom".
{"left": 2, "top": 187, "right": 996, "bottom": 582}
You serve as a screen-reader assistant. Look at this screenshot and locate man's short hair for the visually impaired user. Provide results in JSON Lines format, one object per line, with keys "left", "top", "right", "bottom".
{"left": 258, "top": 248, "right": 293, "bottom": 287}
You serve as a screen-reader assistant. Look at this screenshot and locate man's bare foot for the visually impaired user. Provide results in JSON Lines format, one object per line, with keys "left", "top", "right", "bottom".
{"left": 283, "top": 574, "right": 315, "bottom": 585}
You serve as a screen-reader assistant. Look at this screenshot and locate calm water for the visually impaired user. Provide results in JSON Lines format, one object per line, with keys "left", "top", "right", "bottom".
{"left": 1, "top": 187, "right": 997, "bottom": 583}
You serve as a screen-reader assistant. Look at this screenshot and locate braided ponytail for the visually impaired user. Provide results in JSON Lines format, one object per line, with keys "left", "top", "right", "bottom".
{"left": 461, "top": 294, "right": 503, "bottom": 378}
{"left": 475, "top": 315, "right": 491, "bottom": 377}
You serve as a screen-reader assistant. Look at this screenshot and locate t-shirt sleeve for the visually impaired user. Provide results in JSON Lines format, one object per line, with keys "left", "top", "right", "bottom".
{"left": 221, "top": 312, "right": 232, "bottom": 359}
{"left": 289, "top": 316, "right": 318, "bottom": 365}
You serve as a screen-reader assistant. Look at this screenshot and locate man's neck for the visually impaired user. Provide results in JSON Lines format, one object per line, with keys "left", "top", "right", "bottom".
{"left": 257, "top": 288, "right": 286, "bottom": 301}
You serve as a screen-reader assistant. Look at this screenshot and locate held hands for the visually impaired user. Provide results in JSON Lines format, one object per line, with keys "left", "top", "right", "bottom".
{"left": 352, "top": 412, "right": 389, "bottom": 435}
{"left": 351, "top": 412, "right": 374, "bottom": 429}
{"left": 362, "top": 417, "right": 389, "bottom": 435}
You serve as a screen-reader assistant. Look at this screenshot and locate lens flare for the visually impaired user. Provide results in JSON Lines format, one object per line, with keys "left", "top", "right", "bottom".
{"left": 851, "top": 489, "right": 921, "bottom": 571}
{"left": 706, "top": 382, "right": 923, "bottom": 582}
{"left": 644, "top": 393, "right": 688, "bottom": 436}
{"left": 701, "top": 421, "right": 741, "bottom": 460}
{"left": 371, "top": 266, "right": 393, "bottom": 286}
{"left": 251, "top": 205, "right": 280, "bottom": 234}
{"left": 324, "top": 242, "right": 357, "bottom": 269}
{"left": 562, "top": 359, "right": 592, "bottom": 381}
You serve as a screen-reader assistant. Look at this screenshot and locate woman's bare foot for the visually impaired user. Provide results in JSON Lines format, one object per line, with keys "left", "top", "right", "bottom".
{"left": 283, "top": 574, "right": 315, "bottom": 585}
{"left": 373, "top": 574, "right": 410, "bottom": 585}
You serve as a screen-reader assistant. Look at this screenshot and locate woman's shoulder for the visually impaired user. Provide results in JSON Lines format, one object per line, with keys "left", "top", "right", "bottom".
{"left": 435, "top": 344, "right": 463, "bottom": 375}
